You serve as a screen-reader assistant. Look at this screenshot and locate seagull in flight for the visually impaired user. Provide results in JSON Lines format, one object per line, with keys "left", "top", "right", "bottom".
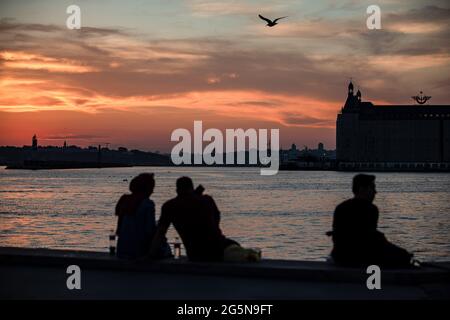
{"left": 258, "top": 14, "right": 288, "bottom": 27}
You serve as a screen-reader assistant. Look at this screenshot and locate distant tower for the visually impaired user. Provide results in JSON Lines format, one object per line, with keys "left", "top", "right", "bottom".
{"left": 63, "top": 140, "right": 67, "bottom": 149}
{"left": 344, "top": 81, "right": 361, "bottom": 110}
{"left": 348, "top": 81, "right": 354, "bottom": 96}
{"left": 318, "top": 142, "right": 325, "bottom": 158}
{"left": 288, "top": 143, "right": 298, "bottom": 161}
{"left": 356, "top": 89, "right": 361, "bottom": 102}
{"left": 32, "top": 134, "right": 38, "bottom": 150}
{"left": 318, "top": 142, "right": 324, "bottom": 151}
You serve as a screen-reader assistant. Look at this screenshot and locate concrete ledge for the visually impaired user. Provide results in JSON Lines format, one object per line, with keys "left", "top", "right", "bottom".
{"left": 1, "top": 246, "right": 449, "bottom": 286}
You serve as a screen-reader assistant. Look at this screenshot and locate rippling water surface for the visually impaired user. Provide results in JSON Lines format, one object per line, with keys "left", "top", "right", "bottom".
{"left": 0, "top": 167, "right": 449, "bottom": 261}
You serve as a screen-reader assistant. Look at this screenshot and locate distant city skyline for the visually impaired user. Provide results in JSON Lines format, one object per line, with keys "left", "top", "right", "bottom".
{"left": 2, "top": 133, "right": 334, "bottom": 154}
{"left": 1, "top": 0, "right": 449, "bottom": 152}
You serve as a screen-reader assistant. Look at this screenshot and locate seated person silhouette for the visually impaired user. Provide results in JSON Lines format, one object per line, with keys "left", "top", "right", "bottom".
{"left": 115, "top": 173, "right": 171, "bottom": 260}
{"left": 328, "top": 174, "right": 413, "bottom": 268}
{"left": 150, "top": 177, "right": 259, "bottom": 262}
{"left": 194, "top": 184, "right": 240, "bottom": 249}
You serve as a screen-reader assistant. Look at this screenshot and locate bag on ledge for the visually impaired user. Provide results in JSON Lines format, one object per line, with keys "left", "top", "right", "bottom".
{"left": 223, "top": 244, "right": 261, "bottom": 262}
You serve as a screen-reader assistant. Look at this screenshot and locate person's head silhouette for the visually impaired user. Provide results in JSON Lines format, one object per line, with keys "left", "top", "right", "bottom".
{"left": 176, "top": 176, "right": 194, "bottom": 196}
{"left": 352, "top": 174, "right": 377, "bottom": 202}
{"left": 129, "top": 173, "right": 155, "bottom": 197}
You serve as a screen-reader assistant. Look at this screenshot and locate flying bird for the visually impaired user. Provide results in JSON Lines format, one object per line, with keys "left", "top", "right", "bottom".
{"left": 258, "top": 14, "right": 287, "bottom": 27}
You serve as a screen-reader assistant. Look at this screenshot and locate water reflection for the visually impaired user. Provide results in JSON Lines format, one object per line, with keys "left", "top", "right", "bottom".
{"left": 0, "top": 167, "right": 449, "bottom": 261}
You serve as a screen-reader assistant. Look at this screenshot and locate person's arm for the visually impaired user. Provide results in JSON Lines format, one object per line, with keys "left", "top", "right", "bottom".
{"left": 331, "top": 204, "right": 342, "bottom": 233}
{"left": 369, "top": 204, "right": 379, "bottom": 229}
{"left": 368, "top": 204, "right": 387, "bottom": 242}
{"left": 143, "top": 200, "right": 157, "bottom": 237}
{"left": 149, "top": 204, "right": 171, "bottom": 257}
{"left": 204, "top": 195, "right": 221, "bottom": 226}
{"left": 116, "top": 215, "right": 122, "bottom": 235}
{"left": 115, "top": 195, "right": 126, "bottom": 235}
{"left": 201, "top": 197, "right": 225, "bottom": 239}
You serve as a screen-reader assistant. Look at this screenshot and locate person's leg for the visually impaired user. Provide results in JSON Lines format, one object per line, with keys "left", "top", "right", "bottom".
{"left": 379, "top": 242, "right": 413, "bottom": 268}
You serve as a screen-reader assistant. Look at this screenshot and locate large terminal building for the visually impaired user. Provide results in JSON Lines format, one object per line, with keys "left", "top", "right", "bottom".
{"left": 336, "top": 82, "right": 450, "bottom": 171}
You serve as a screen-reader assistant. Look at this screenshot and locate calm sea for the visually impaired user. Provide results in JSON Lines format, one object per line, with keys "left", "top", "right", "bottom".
{"left": 0, "top": 166, "right": 449, "bottom": 261}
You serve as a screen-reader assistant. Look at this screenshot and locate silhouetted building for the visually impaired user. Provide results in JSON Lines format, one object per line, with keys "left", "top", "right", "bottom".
{"left": 288, "top": 143, "right": 300, "bottom": 160}
{"left": 32, "top": 135, "right": 38, "bottom": 150}
{"left": 97, "top": 144, "right": 102, "bottom": 164}
{"left": 279, "top": 142, "right": 336, "bottom": 170}
{"left": 337, "top": 82, "right": 450, "bottom": 170}
{"left": 318, "top": 143, "right": 325, "bottom": 158}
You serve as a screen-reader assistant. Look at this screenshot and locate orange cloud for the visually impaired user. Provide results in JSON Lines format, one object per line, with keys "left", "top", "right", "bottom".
{"left": 1, "top": 51, "right": 97, "bottom": 73}
{"left": 368, "top": 54, "right": 450, "bottom": 72}
{"left": 387, "top": 22, "right": 447, "bottom": 34}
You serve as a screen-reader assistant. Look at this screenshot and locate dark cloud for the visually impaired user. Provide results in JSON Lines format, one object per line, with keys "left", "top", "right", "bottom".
{"left": 0, "top": 18, "right": 61, "bottom": 32}
{"left": 281, "top": 113, "right": 334, "bottom": 127}
{"left": 387, "top": 5, "right": 450, "bottom": 23}
{"left": 226, "top": 100, "right": 282, "bottom": 107}
{"left": 0, "top": 18, "right": 123, "bottom": 35}
{"left": 43, "top": 134, "right": 104, "bottom": 140}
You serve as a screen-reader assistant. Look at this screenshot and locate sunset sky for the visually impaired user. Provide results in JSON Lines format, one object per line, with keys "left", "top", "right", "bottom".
{"left": 0, "top": 0, "right": 449, "bottom": 152}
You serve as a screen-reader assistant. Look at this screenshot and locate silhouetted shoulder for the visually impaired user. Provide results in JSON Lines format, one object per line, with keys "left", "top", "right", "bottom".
{"left": 199, "top": 194, "right": 221, "bottom": 226}
{"left": 201, "top": 194, "right": 215, "bottom": 205}
{"left": 335, "top": 198, "right": 355, "bottom": 212}
{"left": 161, "top": 197, "right": 177, "bottom": 211}
{"left": 336, "top": 198, "right": 377, "bottom": 211}
{"left": 159, "top": 197, "right": 178, "bottom": 226}
{"left": 115, "top": 194, "right": 131, "bottom": 216}
{"left": 333, "top": 197, "right": 379, "bottom": 231}
{"left": 116, "top": 194, "right": 129, "bottom": 206}
{"left": 141, "top": 198, "right": 155, "bottom": 208}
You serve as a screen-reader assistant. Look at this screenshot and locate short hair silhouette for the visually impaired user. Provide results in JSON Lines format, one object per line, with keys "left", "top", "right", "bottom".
{"left": 129, "top": 173, "right": 155, "bottom": 194}
{"left": 352, "top": 174, "right": 375, "bottom": 194}
{"left": 176, "top": 176, "right": 194, "bottom": 194}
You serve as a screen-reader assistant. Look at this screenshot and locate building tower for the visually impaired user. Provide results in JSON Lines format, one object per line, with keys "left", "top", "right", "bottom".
{"left": 32, "top": 134, "right": 38, "bottom": 150}
{"left": 318, "top": 142, "right": 324, "bottom": 152}
{"left": 356, "top": 89, "right": 361, "bottom": 102}
{"left": 348, "top": 81, "right": 354, "bottom": 96}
